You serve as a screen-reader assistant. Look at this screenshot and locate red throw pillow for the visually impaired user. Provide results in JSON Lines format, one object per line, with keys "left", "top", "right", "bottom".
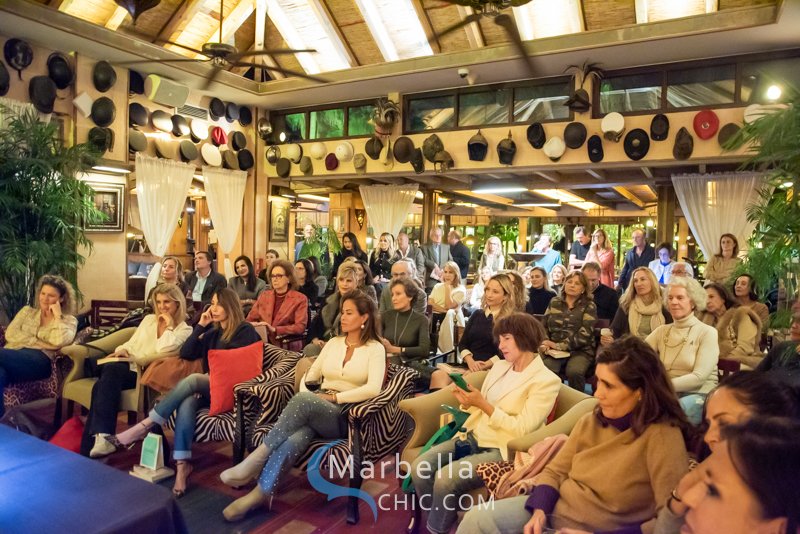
{"left": 49, "top": 416, "right": 84, "bottom": 453}
{"left": 207, "top": 341, "right": 263, "bottom": 416}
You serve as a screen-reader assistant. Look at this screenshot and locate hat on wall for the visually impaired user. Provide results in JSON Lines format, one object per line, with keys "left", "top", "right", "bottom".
{"left": 299, "top": 155, "right": 313, "bottom": 175}
{"left": 47, "top": 52, "right": 74, "bottom": 90}
{"left": 225, "top": 102, "right": 239, "bottom": 123}
{"left": 151, "top": 109, "right": 172, "bottom": 133}
{"left": 238, "top": 106, "right": 252, "bottom": 126}
{"left": 265, "top": 145, "right": 280, "bottom": 165}
{"left": 393, "top": 136, "right": 414, "bottom": 164}
{"left": 257, "top": 117, "right": 272, "bottom": 140}
{"left": 601, "top": 112, "right": 625, "bottom": 142}
{"left": 650, "top": 114, "right": 669, "bottom": 141}
{"left": 128, "top": 128, "right": 147, "bottom": 153}
{"left": 4, "top": 38, "right": 33, "bottom": 80}
{"left": 230, "top": 130, "right": 247, "bottom": 151}
{"left": 335, "top": 141, "right": 354, "bottom": 162}
{"left": 422, "top": 134, "right": 444, "bottom": 163}
{"left": 90, "top": 96, "right": 116, "bottom": 127}
{"left": 171, "top": 114, "right": 190, "bottom": 137}
{"left": 717, "top": 123, "right": 741, "bottom": 148}
{"left": 433, "top": 150, "right": 454, "bottom": 173}
{"left": 564, "top": 122, "right": 587, "bottom": 149}
{"left": 155, "top": 138, "right": 178, "bottom": 159}
{"left": 693, "top": 110, "right": 719, "bottom": 140}
{"left": 379, "top": 138, "right": 394, "bottom": 170}
{"left": 179, "top": 139, "right": 198, "bottom": 162}
{"left": 276, "top": 157, "right": 291, "bottom": 177}
{"left": 365, "top": 135, "right": 383, "bottom": 160}
{"left": 201, "top": 143, "right": 222, "bottom": 166}
{"left": 673, "top": 127, "right": 694, "bottom": 160}
{"left": 129, "top": 70, "right": 145, "bottom": 95}
{"left": 623, "top": 128, "right": 650, "bottom": 161}
{"left": 410, "top": 148, "right": 425, "bottom": 174}
{"left": 211, "top": 126, "right": 227, "bottom": 146}
{"left": 28, "top": 76, "right": 57, "bottom": 114}
{"left": 497, "top": 132, "right": 517, "bottom": 165}
{"left": 285, "top": 143, "right": 303, "bottom": 163}
{"left": 324, "top": 153, "right": 339, "bottom": 171}
{"left": 238, "top": 149, "right": 255, "bottom": 171}
{"left": 564, "top": 88, "right": 591, "bottom": 113}
{"left": 222, "top": 149, "right": 239, "bottom": 169}
{"left": 190, "top": 118, "right": 209, "bottom": 142}
{"left": 208, "top": 98, "right": 225, "bottom": 121}
{"left": 467, "top": 130, "right": 488, "bottom": 161}
{"left": 353, "top": 153, "right": 367, "bottom": 175}
{"left": 526, "top": 123, "right": 546, "bottom": 149}
{"left": 310, "top": 142, "right": 326, "bottom": 160}
{"left": 0, "top": 61, "right": 9, "bottom": 96}
{"left": 92, "top": 61, "right": 117, "bottom": 93}
{"left": 587, "top": 134, "right": 603, "bottom": 163}
{"left": 543, "top": 136, "right": 566, "bottom": 162}
{"left": 129, "top": 102, "right": 149, "bottom": 128}
{"left": 88, "top": 126, "right": 114, "bottom": 153}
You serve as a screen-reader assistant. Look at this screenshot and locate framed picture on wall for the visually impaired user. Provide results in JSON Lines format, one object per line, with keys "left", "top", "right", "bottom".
{"left": 86, "top": 181, "right": 125, "bottom": 232}
{"left": 330, "top": 208, "right": 348, "bottom": 235}
{"left": 269, "top": 200, "right": 290, "bottom": 242}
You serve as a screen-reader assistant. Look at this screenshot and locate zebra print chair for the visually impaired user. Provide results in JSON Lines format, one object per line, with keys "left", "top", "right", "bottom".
{"left": 249, "top": 363, "right": 419, "bottom": 524}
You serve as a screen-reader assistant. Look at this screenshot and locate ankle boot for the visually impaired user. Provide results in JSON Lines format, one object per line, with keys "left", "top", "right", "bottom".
{"left": 222, "top": 486, "right": 272, "bottom": 522}
{"left": 89, "top": 433, "right": 117, "bottom": 458}
{"left": 220, "top": 443, "right": 269, "bottom": 487}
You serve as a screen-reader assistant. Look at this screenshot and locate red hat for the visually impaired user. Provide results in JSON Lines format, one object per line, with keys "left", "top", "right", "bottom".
{"left": 693, "top": 110, "right": 719, "bottom": 140}
{"left": 211, "top": 126, "right": 227, "bottom": 147}
{"left": 324, "top": 152, "right": 339, "bottom": 171}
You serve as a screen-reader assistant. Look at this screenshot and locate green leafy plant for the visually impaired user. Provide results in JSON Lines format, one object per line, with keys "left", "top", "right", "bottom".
{"left": 299, "top": 223, "right": 342, "bottom": 278}
{"left": 0, "top": 107, "right": 104, "bottom": 319}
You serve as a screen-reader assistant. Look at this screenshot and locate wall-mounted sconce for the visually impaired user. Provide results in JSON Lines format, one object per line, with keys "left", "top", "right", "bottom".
{"left": 355, "top": 209, "right": 366, "bottom": 230}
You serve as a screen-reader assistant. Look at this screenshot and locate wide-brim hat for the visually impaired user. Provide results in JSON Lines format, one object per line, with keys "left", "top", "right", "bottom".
{"left": 497, "top": 132, "right": 517, "bottom": 165}
{"left": 150, "top": 109, "right": 172, "bottom": 133}
{"left": 238, "top": 106, "right": 252, "bottom": 126}
{"left": 717, "top": 123, "right": 741, "bottom": 148}
{"left": 47, "top": 52, "right": 74, "bottom": 90}
{"left": 190, "top": 118, "right": 209, "bottom": 142}
{"left": 0, "top": 61, "right": 9, "bottom": 96}
{"left": 222, "top": 149, "right": 239, "bottom": 169}
{"left": 211, "top": 126, "right": 227, "bottom": 147}
{"left": 310, "top": 141, "right": 326, "bottom": 160}
{"left": 365, "top": 135, "right": 383, "bottom": 160}
{"left": 90, "top": 96, "right": 116, "bottom": 127}
{"left": 276, "top": 157, "right": 292, "bottom": 177}
{"left": 564, "top": 122, "right": 587, "bottom": 149}
{"left": 238, "top": 148, "right": 255, "bottom": 171}
{"left": 225, "top": 102, "right": 239, "bottom": 123}
{"left": 324, "top": 153, "right": 339, "bottom": 171}
{"left": 286, "top": 143, "right": 303, "bottom": 163}
{"left": 623, "top": 128, "right": 650, "bottom": 161}
{"left": 393, "top": 136, "right": 414, "bottom": 163}
{"left": 673, "top": 127, "right": 694, "bottom": 160}
{"left": 129, "top": 70, "right": 145, "bottom": 95}
{"left": 155, "top": 138, "right": 178, "bottom": 160}
{"left": 410, "top": 148, "right": 425, "bottom": 174}
{"left": 266, "top": 145, "right": 280, "bottom": 165}
{"left": 353, "top": 153, "right": 367, "bottom": 174}
{"left": 422, "top": 134, "right": 444, "bottom": 163}
{"left": 171, "top": 114, "right": 190, "bottom": 137}
{"left": 92, "top": 61, "right": 117, "bottom": 93}
{"left": 335, "top": 141, "right": 354, "bottom": 163}
{"left": 129, "top": 102, "right": 149, "bottom": 128}
{"left": 299, "top": 155, "right": 313, "bottom": 175}
{"left": 468, "top": 130, "right": 488, "bottom": 161}
{"left": 230, "top": 131, "right": 247, "bottom": 151}
{"left": 201, "top": 143, "right": 222, "bottom": 166}
{"left": 128, "top": 128, "right": 147, "bottom": 153}
{"left": 601, "top": 112, "right": 625, "bottom": 142}
{"left": 587, "top": 135, "right": 603, "bottom": 163}
{"left": 650, "top": 114, "right": 669, "bottom": 141}
{"left": 179, "top": 140, "right": 198, "bottom": 162}
{"left": 693, "top": 110, "right": 719, "bottom": 140}
{"left": 741, "top": 103, "right": 788, "bottom": 124}
{"left": 526, "top": 123, "right": 545, "bottom": 149}
{"left": 29, "top": 76, "right": 57, "bottom": 114}
{"left": 543, "top": 136, "right": 566, "bottom": 162}
{"left": 209, "top": 98, "right": 225, "bottom": 121}
{"left": 4, "top": 38, "right": 33, "bottom": 80}
{"left": 88, "top": 126, "right": 114, "bottom": 154}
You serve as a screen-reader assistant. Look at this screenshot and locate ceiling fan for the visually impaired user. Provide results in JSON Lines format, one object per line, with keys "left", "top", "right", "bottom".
{"left": 433, "top": 0, "right": 536, "bottom": 77}
{"left": 116, "top": 0, "right": 326, "bottom": 88}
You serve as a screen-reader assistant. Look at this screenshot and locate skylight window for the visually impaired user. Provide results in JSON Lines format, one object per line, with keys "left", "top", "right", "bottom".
{"left": 354, "top": 0, "right": 432, "bottom": 61}
{"left": 638, "top": 0, "right": 715, "bottom": 23}
{"left": 513, "top": 0, "right": 584, "bottom": 41}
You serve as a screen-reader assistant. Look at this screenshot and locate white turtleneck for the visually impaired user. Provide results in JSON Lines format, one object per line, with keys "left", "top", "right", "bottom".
{"left": 646, "top": 313, "right": 719, "bottom": 394}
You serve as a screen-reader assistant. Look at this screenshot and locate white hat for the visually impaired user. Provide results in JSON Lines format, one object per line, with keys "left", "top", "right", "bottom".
{"left": 543, "top": 136, "right": 566, "bottom": 161}
{"left": 743, "top": 103, "right": 788, "bottom": 124}
{"left": 201, "top": 143, "right": 222, "bottom": 166}
{"left": 601, "top": 112, "right": 625, "bottom": 142}
{"left": 310, "top": 141, "right": 326, "bottom": 160}
{"left": 335, "top": 141, "right": 354, "bottom": 162}
{"left": 285, "top": 143, "right": 303, "bottom": 163}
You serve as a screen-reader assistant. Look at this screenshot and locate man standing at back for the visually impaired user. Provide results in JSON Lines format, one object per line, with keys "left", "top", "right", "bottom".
{"left": 618, "top": 228, "right": 655, "bottom": 290}
{"left": 422, "top": 227, "right": 452, "bottom": 293}
{"left": 568, "top": 226, "right": 591, "bottom": 270}
{"left": 394, "top": 231, "right": 426, "bottom": 286}
{"left": 185, "top": 250, "right": 227, "bottom": 306}
{"left": 447, "top": 230, "right": 470, "bottom": 280}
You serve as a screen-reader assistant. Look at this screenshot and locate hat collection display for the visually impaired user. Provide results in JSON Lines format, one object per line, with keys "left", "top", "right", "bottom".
{"left": 129, "top": 102, "right": 149, "bottom": 128}
{"left": 230, "top": 130, "right": 247, "bottom": 151}
{"left": 285, "top": 143, "right": 303, "bottom": 163}
{"left": 650, "top": 114, "right": 669, "bottom": 141}
{"left": 28, "top": 76, "right": 57, "bottom": 114}
{"left": 208, "top": 98, "right": 225, "bottom": 121}
{"left": 336, "top": 141, "right": 355, "bottom": 162}
{"left": 717, "top": 122, "right": 740, "bottom": 148}
{"left": 325, "top": 152, "right": 339, "bottom": 171}
{"left": 90, "top": 96, "right": 115, "bottom": 127}
{"left": 623, "top": 128, "right": 650, "bottom": 161}
{"left": 673, "top": 127, "right": 694, "bottom": 160}
{"left": 365, "top": 135, "right": 383, "bottom": 160}
{"left": 128, "top": 128, "right": 147, "bottom": 153}
{"left": 693, "top": 110, "right": 719, "bottom": 140}
{"left": 256, "top": 117, "right": 272, "bottom": 140}
{"left": 150, "top": 109, "right": 172, "bottom": 133}
{"left": 543, "top": 136, "right": 566, "bottom": 162}
{"left": 564, "top": 122, "right": 587, "bottom": 149}
{"left": 497, "top": 132, "right": 517, "bottom": 165}
{"left": 526, "top": 123, "right": 546, "bottom": 149}
{"left": 277, "top": 157, "right": 292, "bottom": 177}
{"left": 171, "top": 114, "right": 190, "bottom": 137}
{"left": 467, "top": 130, "right": 488, "bottom": 161}
{"left": 222, "top": 148, "right": 239, "bottom": 170}
{"left": 179, "top": 139, "right": 198, "bottom": 162}
{"left": 353, "top": 153, "right": 367, "bottom": 174}
{"left": 237, "top": 149, "right": 255, "bottom": 171}
{"left": 92, "top": 61, "right": 117, "bottom": 93}
{"left": 129, "top": 70, "right": 145, "bottom": 95}
{"left": 88, "top": 126, "right": 114, "bottom": 153}
{"left": 155, "top": 138, "right": 177, "bottom": 159}
{"left": 309, "top": 142, "right": 326, "bottom": 160}
{"left": 46, "top": 52, "right": 73, "bottom": 90}
{"left": 299, "top": 155, "right": 314, "bottom": 175}
{"left": 201, "top": 143, "right": 222, "bottom": 166}
{"left": 190, "top": 119, "right": 209, "bottom": 142}
{"left": 4, "top": 38, "right": 33, "bottom": 80}
{"left": 601, "top": 112, "right": 625, "bottom": 142}
{"left": 587, "top": 135, "right": 603, "bottom": 163}
{"left": 238, "top": 106, "right": 252, "bottom": 127}
{"left": 211, "top": 126, "right": 227, "bottom": 147}
{"left": 225, "top": 102, "right": 239, "bottom": 123}
{"left": 422, "top": 134, "right": 444, "bottom": 163}
{"left": 393, "top": 136, "right": 415, "bottom": 163}
{"left": 433, "top": 150, "right": 454, "bottom": 173}
{"left": 410, "top": 148, "right": 425, "bottom": 174}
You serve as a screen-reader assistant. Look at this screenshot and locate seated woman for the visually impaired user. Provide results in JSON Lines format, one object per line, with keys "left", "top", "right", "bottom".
{"left": 256, "top": 249, "right": 279, "bottom": 285}
{"left": 146, "top": 256, "right": 188, "bottom": 304}
{"left": 756, "top": 313, "right": 800, "bottom": 379}
{"left": 525, "top": 266, "right": 556, "bottom": 316}
{"left": 111, "top": 288, "right": 261, "bottom": 497}
{"left": 369, "top": 232, "right": 396, "bottom": 286}
{"left": 412, "top": 313, "right": 561, "bottom": 534}
{"left": 229, "top": 255, "right": 266, "bottom": 316}
{"left": 304, "top": 264, "right": 358, "bottom": 356}
{"left": 646, "top": 276, "right": 719, "bottom": 425}
{"left": 704, "top": 233, "right": 742, "bottom": 286}
{"left": 380, "top": 278, "right": 432, "bottom": 382}
{"left": 343, "top": 257, "right": 378, "bottom": 303}
{"left": 458, "top": 336, "right": 691, "bottom": 534}
{"left": 294, "top": 258, "right": 319, "bottom": 307}
{"left": 246, "top": 260, "right": 308, "bottom": 351}
{"left": 83, "top": 283, "right": 192, "bottom": 458}
{"left": 602, "top": 267, "right": 671, "bottom": 346}
{"left": 540, "top": 271, "right": 597, "bottom": 392}
{"left": 429, "top": 261, "right": 467, "bottom": 354}
{"left": 732, "top": 274, "right": 770, "bottom": 326}
{"left": 430, "top": 272, "right": 520, "bottom": 389}
{"left": 548, "top": 264, "right": 568, "bottom": 296}
{"left": 467, "top": 266, "right": 493, "bottom": 314}
{"left": 219, "top": 291, "right": 386, "bottom": 521}
{"left": 703, "top": 282, "right": 763, "bottom": 369}
{"left": 521, "top": 266, "right": 533, "bottom": 289}
{"left": 0, "top": 275, "right": 78, "bottom": 417}
{"left": 331, "top": 232, "right": 367, "bottom": 283}
{"left": 649, "top": 242, "right": 676, "bottom": 285}
{"left": 478, "top": 235, "right": 505, "bottom": 274}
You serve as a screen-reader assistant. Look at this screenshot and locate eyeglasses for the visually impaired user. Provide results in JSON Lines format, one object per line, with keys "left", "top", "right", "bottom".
{"left": 270, "top": 273, "right": 287, "bottom": 279}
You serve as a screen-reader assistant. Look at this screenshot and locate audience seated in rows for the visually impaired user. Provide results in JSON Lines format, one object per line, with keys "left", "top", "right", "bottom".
{"left": 380, "top": 278, "right": 431, "bottom": 381}
{"left": 304, "top": 264, "right": 359, "bottom": 356}
{"left": 447, "top": 230, "right": 470, "bottom": 280}
{"left": 603, "top": 267, "right": 672, "bottom": 346}
{"left": 649, "top": 242, "right": 676, "bottom": 285}
{"left": 422, "top": 227, "right": 453, "bottom": 293}
{"left": 702, "top": 283, "right": 763, "bottom": 369}
{"left": 331, "top": 232, "right": 367, "bottom": 283}
{"left": 531, "top": 233, "right": 562, "bottom": 274}
{"left": 342, "top": 257, "right": 378, "bottom": 303}
{"left": 468, "top": 266, "right": 493, "bottom": 313}
{"left": 732, "top": 274, "right": 770, "bottom": 326}
{"left": 548, "top": 264, "right": 568, "bottom": 296}
{"left": 568, "top": 226, "right": 591, "bottom": 271}
{"left": 755, "top": 313, "right": 800, "bottom": 380}
{"left": 377, "top": 258, "right": 427, "bottom": 315}
{"left": 369, "top": 232, "right": 395, "bottom": 296}
{"left": 525, "top": 266, "right": 556, "bottom": 316}
{"left": 618, "top": 228, "right": 655, "bottom": 291}
{"left": 146, "top": 256, "right": 188, "bottom": 305}
{"left": 186, "top": 251, "right": 227, "bottom": 307}
{"left": 246, "top": 260, "right": 308, "bottom": 352}
{"left": 256, "top": 249, "right": 280, "bottom": 285}
{"left": 478, "top": 235, "right": 505, "bottom": 274}
{"left": 228, "top": 255, "right": 266, "bottom": 317}
{"left": 293, "top": 258, "right": 320, "bottom": 307}
{"left": 393, "top": 231, "right": 426, "bottom": 286}
{"left": 581, "top": 262, "right": 619, "bottom": 321}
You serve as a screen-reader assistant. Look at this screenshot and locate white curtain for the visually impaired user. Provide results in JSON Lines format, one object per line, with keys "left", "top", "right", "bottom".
{"left": 358, "top": 183, "right": 419, "bottom": 237}
{"left": 135, "top": 153, "right": 195, "bottom": 298}
{"left": 203, "top": 166, "right": 247, "bottom": 277}
{"left": 0, "top": 97, "right": 50, "bottom": 128}
{"left": 672, "top": 172, "right": 768, "bottom": 258}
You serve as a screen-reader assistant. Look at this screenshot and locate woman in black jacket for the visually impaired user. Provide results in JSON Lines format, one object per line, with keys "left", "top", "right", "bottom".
{"left": 331, "top": 232, "right": 367, "bottom": 282}
{"left": 525, "top": 266, "right": 556, "bottom": 316}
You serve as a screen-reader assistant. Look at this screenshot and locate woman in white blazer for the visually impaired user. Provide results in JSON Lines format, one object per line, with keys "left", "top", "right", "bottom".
{"left": 410, "top": 313, "right": 561, "bottom": 534}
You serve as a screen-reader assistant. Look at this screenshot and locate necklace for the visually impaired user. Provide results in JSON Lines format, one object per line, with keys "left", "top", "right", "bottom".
{"left": 393, "top": 309, "right": 414, "bottom": 344}
{"left": 661, "top": 324, "right": 694, "bottom": 369}
{"left": 345, "top": 338, "right": 361, "bottom": 348}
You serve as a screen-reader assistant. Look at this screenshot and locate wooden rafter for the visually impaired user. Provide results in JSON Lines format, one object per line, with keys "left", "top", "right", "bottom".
{"left": 211, "top": 0, "right": 257, "bottom": 46}
{"left": 317, "top": 0, "right": 360, "bottom": 66}
{"left": 456, "top": 6, "right": 485, "bottom": 48}
{"left": 410, "top": 0, "right": 440, "bottom": 54}
{"left": 613, "top": 186, "right": 646, "bottom": 209}
{"left": 535, "top": 171, "right": 562, "bottom": 183}
{"left": 155, "top": 0, "right": 206, "bottom": 45}
{"left": 105, "top": 6, "right": 129, "bottom": 31}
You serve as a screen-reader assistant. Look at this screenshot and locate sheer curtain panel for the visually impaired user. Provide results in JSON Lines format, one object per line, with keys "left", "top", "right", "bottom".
{"left": 0, "top": 98, "right": 47, "bottom": 128}
{"left": 358, "top": 184, "right": 419, "bottom": 237}
{"left": 671, "top": 172, "right": 767, "bottom": 258}
{"left": 203, "top": 167, "right": 247, "bottom": 276}
{"left": 135, "top": 154, "right": 194, "bottom": 297}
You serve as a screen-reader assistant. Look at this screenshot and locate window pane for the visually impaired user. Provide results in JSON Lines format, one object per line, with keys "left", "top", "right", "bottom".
{"left": 406, "top": 95, "right": 456, "bottom": 132}
{"left": 274, "top": 112, "right": 306, "bottom": 141}
{"left": 310, "top": 108, "right": 344, "bottom": 139}
{"left": 741, "top": 57, "right": 800, "bottom": 104}
{"left": 599, "top": 73, "right": 662, "bottom": 113}
{"left": 458, "top": 90, "right": 510, "bottom": 126}
{"left": 667, "top": 65, "right": 735, "bottom": 108}
{"left": 347, "top": 105, "right": 374, "bottom": 136}
{"left": 513, "top": 82, "right": 571, "bottom": 122}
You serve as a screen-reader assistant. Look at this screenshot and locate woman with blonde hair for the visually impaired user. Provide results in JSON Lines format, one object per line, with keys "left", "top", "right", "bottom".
{"left": 429, "top": 261, "right": 467, "bottom": 354}
{"left": 369, "top": 232, "right": 396, "bottom": 284}
{"left": 549, "top": 264, "right": 568, "bottom": 296}
{"left": 601, "top": 267, "right": 671, "bottom": 346}
{"left": 479, "top": 236, "right": 505, "bottom": 274}
{"left": 468, "top": 266, "right": 493, "bottom": 313}
{"left": 157, "top": 256, "right": 187, "bottom": 293}
{"left": 0, "top": 274, "right": 78, "bottom": 417}
{"left": 584, "top": 228, "right": 615, "bottom": 288}
{"left": 304, "top": 263, "right": 360, "bottom": 356}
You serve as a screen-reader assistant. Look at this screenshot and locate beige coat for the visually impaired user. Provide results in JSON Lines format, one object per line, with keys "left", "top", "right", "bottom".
{"left": 703, "top": 306, "right": 763, "bottom": 369}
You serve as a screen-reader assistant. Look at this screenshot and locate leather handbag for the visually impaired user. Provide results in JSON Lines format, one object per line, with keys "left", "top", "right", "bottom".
{"left": 140, "top": 357, "right": 203, "bottom": 394}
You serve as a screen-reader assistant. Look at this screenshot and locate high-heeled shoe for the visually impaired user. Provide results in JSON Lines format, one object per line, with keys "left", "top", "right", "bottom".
{"left": 222, "top": 486, "right": 273, "bottom": 522}
{"left": 220, "top": 444, "right": 269, "bottom": 487}
{"left": 172, "top": 460, "right": 193, "bottom": 498}
{"left": 113, "top": 421, "right": 152, "bottom": 448}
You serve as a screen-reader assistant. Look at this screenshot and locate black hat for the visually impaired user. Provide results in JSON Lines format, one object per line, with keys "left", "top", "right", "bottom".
{"left": 171, "top": 114, "right": 190, "bottom": 137}
{"left": 393, "top": 136, "right": 414, "bottom": 163}
{"left": 209, "top": 98, "right": 225, "bottom": 121}
{"left": 467, "top": 130, "right": 488, "bottom": 161}
{"left": 673, "top": 127, "right": 694, "bottom": 161}
{"left": 526, "top": 123, "right": 546, "bottom": 149}
{"left": 230, "top": 130, "right": 247, "bottom": 151}
{"left": 266, "top": 145, "right": 280, "bottom": 165}
{"left": 128, "top": 102, "right": 149, "bottom": 128}
{"left": 92, "top": 61, "right": 117, "bottom": 93}
{"left": 276, "top": 157, "right": 291, "bottom": 178}
{"left": 88, "top": 126, "right": 114, "bottom": 153}
{"left": 90, "top": 96, "right": 116, "bottom": 127}
{"left": 564, "top": 122, "right": 587, "bottom": 149}
{"left": 497, "top": 132, "right": 516, "bottom": 165}
{"left": 150, "top": 109, "right": 172, "bottom": 133}
{"left": 365, "top": 135, "right": 383, "bottom": 160}
{"left": 129, "top": 70, "right": 145, "bottom": 95}
{"left": 4, "top": 38, "right": 33, "bottom": 80}
{"left": 28, "top": 76, "right": 57, "bottom": 114}
{"left": 238, "top": 148, "right": 254, "bottom": 171}
{"left": 650, "top": 114, "right": 669, "bottom": 141}
{"left": 225, "top": 102, "right": 239, "bottom": 123}
{"left": 238, "top": 106, "right": 252, "bottom": 126}
{"left": 47, "top": 52, "right": 73, "bottom": 90}
{"left": 587, "top": 135, "right": 603, "bottom": 163}
{"left": 179, "top": 140, "right": 198, "bottom": 162}
{"left": 410, "top": 147, "right": 425, "bottom": 174}
{"left": 128, "top": 128, "right": 147, "bottom": 152}
{"left": 564, "top": 88, "right": 591, "bottom": 113}
{"left": 717, "top": 123, "right": 741, "bottom": 148}
{"left": 623, "top": 128, "right": 650, "bottom": 161}
{"left": 0, "top": 61, "right": 9, "bottom": 97}
{"left": 422, "top": 134, "right": 444, "bottom": 163}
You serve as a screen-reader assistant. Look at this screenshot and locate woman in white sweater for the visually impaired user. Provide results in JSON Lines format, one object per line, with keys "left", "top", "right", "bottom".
{"left": 84, "top": 283, "right": 192, "bottom": 458}
{"left": 220, "top": 290, "right": 386, "bottom": 522}
{"left": 646, "top": 276, "right": 719, "bottom": 425}
{"left": 430, "top": 261, "right": 467, "bottom": 354}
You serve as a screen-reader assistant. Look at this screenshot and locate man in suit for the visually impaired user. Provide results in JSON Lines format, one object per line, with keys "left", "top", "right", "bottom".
{"left": 447, "top": 230, "right": 470, "bottom": 280}
{"left": 393, "top": 231, "right": 426, "bottom": 286}
{"left": 378, "top": 259, "right": 427, "bottom": 315}
{"left": 422, "top": 227, "right": 452, "bottom": 293}
{"left": 582, "top": 262, "right": 619, "bottom": 321}
{"left": 185, "top": 250, "right": 227, "bottom": 306}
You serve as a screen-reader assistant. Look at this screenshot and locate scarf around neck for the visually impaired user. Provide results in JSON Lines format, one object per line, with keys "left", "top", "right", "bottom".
{"left": 628, "top": 296, "right": 665, "bottom": 337}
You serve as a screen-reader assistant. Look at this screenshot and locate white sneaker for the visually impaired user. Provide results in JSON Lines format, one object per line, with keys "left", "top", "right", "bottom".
{"left": 89, "top": 433, "right": 117, "bottom": 458}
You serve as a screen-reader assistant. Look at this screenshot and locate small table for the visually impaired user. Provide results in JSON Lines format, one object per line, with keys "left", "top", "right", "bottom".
{"left": 0, "top": 426, "right": 187, "bottom": 534}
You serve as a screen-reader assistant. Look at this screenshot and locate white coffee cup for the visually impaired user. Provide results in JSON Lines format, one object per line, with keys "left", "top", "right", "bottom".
{"left": 600, "top": 328, "right": 612, "bottom": 338}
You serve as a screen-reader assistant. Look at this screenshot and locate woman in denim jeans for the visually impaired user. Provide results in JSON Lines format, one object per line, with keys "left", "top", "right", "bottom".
{"left": 112, "top": 288, "right": 261, "bottom": 497}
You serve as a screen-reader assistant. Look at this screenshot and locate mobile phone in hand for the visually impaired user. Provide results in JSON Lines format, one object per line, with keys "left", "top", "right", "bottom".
{"left": 449, "top": 373, "right": 470, "bottom": 391}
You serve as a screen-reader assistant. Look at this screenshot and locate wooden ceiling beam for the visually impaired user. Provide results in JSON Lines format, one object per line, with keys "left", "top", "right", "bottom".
{"left": 105, "top": 6, "right": 129, "bottom": 31}
{"left": 52, "top": 0, "right": 75, "bottom": 11}
{"left": 456, "top": 6, "right": 485, "bottom": 48}
{"left": 215, "top": 0, "right": 257, "bottom": 46}
{"left": 613, "top": 186, "right": 646, "bottom": 209}
{"left": 410, "top": 0, "right": 441, "bottom": 54}
{"left": 534, "top": 171, "right": 562, "bottom": 183}
{"left": 154, "top": 0, "right": 206, "bottom": 45}
{"left": 586, "top": 168, "right": 606, "bottom": 181}
{"left": 317, "top": 0, "right": 360, "bottom": 66}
